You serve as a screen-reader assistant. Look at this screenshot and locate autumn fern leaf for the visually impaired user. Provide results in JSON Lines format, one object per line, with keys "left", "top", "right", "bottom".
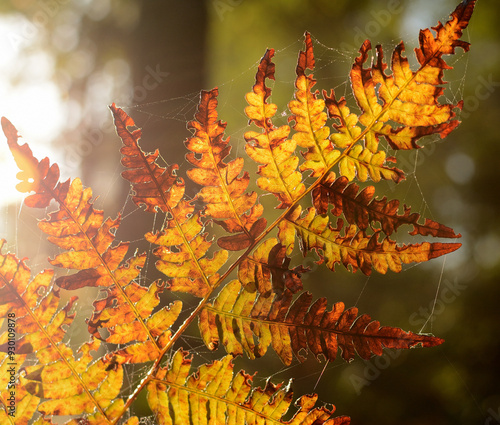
{"left": 1, "top": 117, "right": 69, "bottom": 208}
{"left": 147, "top": 349, "right": 350, "bottom": 424}
{"left": 199, "top": 280, "right": 443, "bottom": 365}
{"left": 111, "top": 104, "right": 228, "bottom": 297}
{"left": 245, "top": 49, "right": 306, "bottom": 208}
{"left": 22, "top": 339, "right": 125, "bottom": 421}
{"left": 313, "top": 173, "right": 461, "bottom": 238}
{"left": 334, "top": 0, "right": 473, "bottom": 156}
{"left": 289, "top": 32, "right": 340, "bottom": 178}
{"left": 0, "top": 240, "right": 69, "bottom": 422}
{"left": 185, "top": 88, "right": 267, "bottom": 250}
{"left": 238, "top": 237, "right": 306, "bottom": 295}
{"left": 280, "top": 205, "right": 461, "bottom": 275}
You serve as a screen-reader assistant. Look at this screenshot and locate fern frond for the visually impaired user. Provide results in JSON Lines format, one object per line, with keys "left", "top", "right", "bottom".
{"left": 245, "top": 49, "right": 306, "bottom": 208}
{"left": 313, "top": 173, "right": 461, "bottom": 237}
{"left": 111, "top": 104, "right": 228, "bottom": 297}
{"left": 0, "top": 1, "right": 477, "bottom": 423}
{"left": 279, "top": 205, "right": 461, "bottom": 275}
{"left": 199, "top": 280, "right": 443, "bottom": 365}
{"left": 147, "top": 349, "right": 350, "bottom": 424}
{"left": 185, "top": 88, "right": 267, "bottom": 250}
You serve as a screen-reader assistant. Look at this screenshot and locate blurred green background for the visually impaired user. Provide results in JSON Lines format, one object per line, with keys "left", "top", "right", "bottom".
{"left": 0, "top": 0, "right": 499, "bottom": 424}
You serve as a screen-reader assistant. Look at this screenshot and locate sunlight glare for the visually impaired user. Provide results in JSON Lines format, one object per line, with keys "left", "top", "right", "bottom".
{"left": 0, "top": 15, "right": 65, "bottom": 206}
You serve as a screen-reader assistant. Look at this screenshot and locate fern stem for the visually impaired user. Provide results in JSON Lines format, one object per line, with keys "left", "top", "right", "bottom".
{"left": 112, "top": 290, "right": 213, "bottom": 424}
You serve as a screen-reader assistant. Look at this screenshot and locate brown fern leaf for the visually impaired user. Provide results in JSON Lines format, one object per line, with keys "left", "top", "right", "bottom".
{"left": 245, "top": 49, "right": 306, "bottom": 208}
{"left": 200, "top": 280, "right": 443, "bottom": 365}
{"left": 185, "top": 88, "right": 267, "bottom": 250}
{"left": 111, "top": 104, "right": 228, "bottom": 297}
{"left": 279, "top": 205, "right": 461, "bottom": 275}
{"left": 313, "top": 173, "right": 461, "bottom": 238}
{"left": 0, "top": 240, "right": 130, "bottom": 424}
{"left": 147, "top": 349, "right": 350, "bottom": 424}
{"left": 110, "top": 104, "right": 181, "bottom": 214}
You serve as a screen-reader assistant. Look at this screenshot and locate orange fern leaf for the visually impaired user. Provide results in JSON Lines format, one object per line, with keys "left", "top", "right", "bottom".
{"left": 200, "top": 280, "right": 443, "bottom": 365}
{"left": 111, "top": 104, "right": 228, "bottom": 297}
{"left": 289, "top": 32, "right": 339, "bottom": 178}
{"left": 2, "top": 117, "right": 69, "bottom": 207}
{"left": 111, "top": 104, "right": 181, "bottom": 214}
{"left": 328, "top": 0, "right": 475, "bottom": 156}
{"left": 3, "top": 119, "right": 182, "bottom": 354}
{"left": 0, "top": 240, "right": 128, "bottom": 424}
{"left": 23, "top": 338, "right": 125, "bottom": 421}
{"left": 238, "top": 237, "right": 306, "bottom": 295}
{"left": 185, "top": 88, "right": 267, "bottom": 250}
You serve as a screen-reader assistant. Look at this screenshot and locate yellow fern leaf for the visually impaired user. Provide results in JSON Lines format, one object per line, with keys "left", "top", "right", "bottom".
{"left": 280, "top": 205, "right": 461, "bottom": 275}
{"left": 244, "top": 49, "right": 306, "bottom": 208}
{"left": 147, "top": 349, "right": 349, "bottom": 424}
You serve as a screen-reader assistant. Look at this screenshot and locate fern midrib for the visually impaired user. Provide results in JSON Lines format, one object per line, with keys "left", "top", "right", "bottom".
{"left": 0, "top": 258, "right": 110, "bottom": 423}
{"left": 150, "top": 376, "right": 289, "bottom": 425}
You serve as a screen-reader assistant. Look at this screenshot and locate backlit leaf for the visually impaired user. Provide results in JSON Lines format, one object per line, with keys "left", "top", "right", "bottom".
{"left": 280, "top": 205, "right": 461, "bottom": 275}
{"left": 147, "top": 349, "right": 350, "bottom": 424}
{"left": 200, "top": 280, "right": 444, "bottom": 365}
{"left": 245, "top": 49, "right": 306, "bottom": 208}
{"left": 186, "top": 88, "right": 266, "bottom": 250}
